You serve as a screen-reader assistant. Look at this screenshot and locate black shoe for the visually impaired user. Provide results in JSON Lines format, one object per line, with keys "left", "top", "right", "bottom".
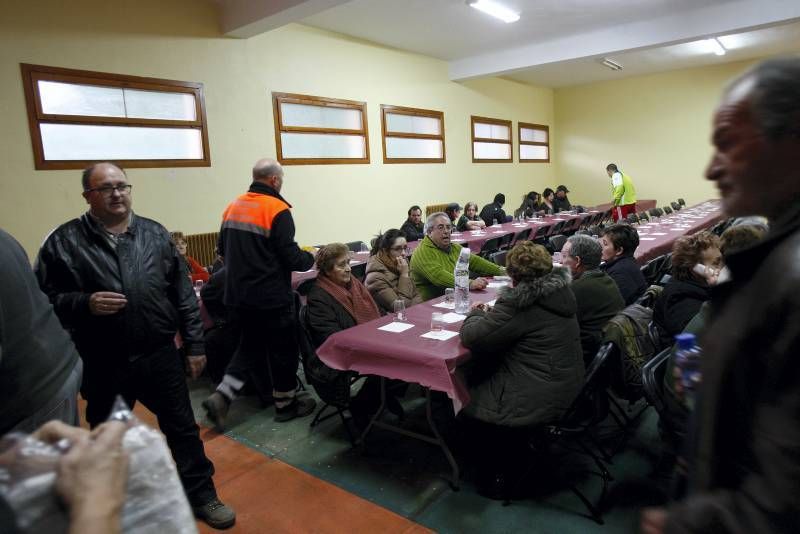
{"left": 274, "top": 396, "right": 316, "bottom": 422}
{"left": 193, "top": 498, "right": 236, "bottom": 529}
{"left": 202, "top": 392, "right": 230, "bottom": 432}
{"left": 477, "top": 471, "right": 509, "bottom": 501}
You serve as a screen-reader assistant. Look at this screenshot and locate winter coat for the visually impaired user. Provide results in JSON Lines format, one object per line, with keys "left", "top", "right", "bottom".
{"left": 653, "top": 277, "right": 710, "bottom": 338}
{"left": 571, "top": 269, "right": 625, "bottom": 365}
{"left": 458, "top": 267, "right": 585, "bottom": 427}
{"left": 400, "top": 220, "right": 424, "bottom": 242}
{"left": 601, "top": 255, "right": 647, "bottom": 305}
{"left": 306, "top": 283, "right": 357, "bottom": 348}
{"left": 364, "top": 256, "right": 422, "bottom": 314}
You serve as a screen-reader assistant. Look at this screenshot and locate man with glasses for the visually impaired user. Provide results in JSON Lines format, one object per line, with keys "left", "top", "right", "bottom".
{"left": 35, "top": 162, "right": 235, "bottom": 529}
{"left": 410, "top": 212, "right": 504, "bottom": 301}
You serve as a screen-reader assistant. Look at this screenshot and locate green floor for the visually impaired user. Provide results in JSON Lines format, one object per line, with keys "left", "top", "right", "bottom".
{"left": 188, "top": 378, "right": 667, "bottom": 533}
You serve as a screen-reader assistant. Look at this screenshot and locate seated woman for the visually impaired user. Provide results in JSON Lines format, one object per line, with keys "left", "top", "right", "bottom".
{"left": 654, "top": 232, "right": 722, "bottom": 338}
{"left": 307, "top": 243, "right": 403, "bottom": 420}
{"left": 171, "top": 231, "right": 209, "bottom": 283}
{"left": 599, "top": 224, "right": 647, "bottom": 305}
{"left": 518, "top": 191, "right": 542, "bottom": 218}
{"left": 364, "top": 229, "right": 422, "bottom": 314}
{"left": 456, "top": 201, "right": 486, "bottom": 231}
{"left": 540, "top": 188, "right": 556, "bottom": 214}
{"left": 458, "top": 241, "right": 584, "bottom": 497}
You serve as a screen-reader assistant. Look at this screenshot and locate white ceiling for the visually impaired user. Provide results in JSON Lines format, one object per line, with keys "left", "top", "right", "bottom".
{"left": 215, "top": 0, "right": 800, "bottom": 87}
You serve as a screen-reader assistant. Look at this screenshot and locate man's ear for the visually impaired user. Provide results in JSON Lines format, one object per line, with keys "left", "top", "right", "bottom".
{"left": 82, "top": 191, "right": 91, "bottom": 204}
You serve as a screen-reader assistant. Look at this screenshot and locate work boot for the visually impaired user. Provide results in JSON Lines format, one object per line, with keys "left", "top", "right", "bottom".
{"left": 193, "top": 497, "right": 236, "bottom": 529}
{"left": 202, "top": 392, "right": 230, "bottom": 431}
{"left": 274, "top": 395, "right": 316, "bottom": 422}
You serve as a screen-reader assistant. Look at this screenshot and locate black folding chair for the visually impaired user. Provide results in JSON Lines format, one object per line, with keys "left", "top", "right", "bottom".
{"left": 549, "top": 234, "right": 567, "bottom": 254}
{"left": 478, "top": 237, "right": 502, "bottom": 259}
{"left": 346, "top": 241, "right": 368, "bottom": 253}
{"left": 662, "top": 205, "right": 673, "bottom": 214}
{"left": 508, "top": 227, "right": 532, "bottom": 248}
{"left": 626, "top": 213, "right": 639, "bottom": 225}
{"left": 671, "top": 202, "right": 682, "bottom": 211}
{"left": 531, "top": 224, "right": 552, "bottom": 245}
{"left": 677, "top": 198, "right": 686, "bottom": 206}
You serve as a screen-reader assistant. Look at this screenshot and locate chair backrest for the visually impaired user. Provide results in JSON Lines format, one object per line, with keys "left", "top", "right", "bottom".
{"left": 671, "top": 202, "right": 681, "bottom": 211}
{"left": 549, "top": 234, "right": 567, "bottom": 253}
{"left": 425, "top": 203, "right": 450, "bottom": 217}
{"left": 297, "top": 300, "right": 352, "bottom": 407}
{"left": 648, "top": 208, "right": 660, "bottom": 217}
{"left": 510, "top": 227, "right": 532, "bottom": 247}
{"left": 350, "top": 262, "right": 367, "bottom": 282}
{"left": 677, "top": 198, "right": 686, "bottom": 206}
{"left": 640, "top": 254, "right": 670, "bottom": 286}
{"left": 662, "top": 205, "right": 673, "bottom": 214}
{"left": 547, "top": 220, "right": 565, "bottom": 237}
{"left": 498, "top": 232, "right": 514, "bottom": 250}
{"left": 640, "top": 347, "right": 672, "bottom": 418}
{"left": 638, "top": 211, "right": 649, "bottom": 221}
{"left": 479, "top": 236, "right": 502, "bottom": 258}
{"left": 490, "top": 249, "right": 508, "bottom": 267}
{"left": 560, "top": 343, "right": 614, "bottom": 424}
{"left": 296, "top": 277, "right": 316, "bottom": 296}
{"left": 346, "top": 241, "right": 367, "bottom": 253}
{"left": 626, "top": 213, "right": 639, "bottom": 225}
{"left": 532, "top": 224, "right": 552, "bottom": 242}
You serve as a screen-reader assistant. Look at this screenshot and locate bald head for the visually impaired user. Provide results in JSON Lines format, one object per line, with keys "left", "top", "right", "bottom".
{"left": 252, "top": 158, "right": 284, "bottom": 192}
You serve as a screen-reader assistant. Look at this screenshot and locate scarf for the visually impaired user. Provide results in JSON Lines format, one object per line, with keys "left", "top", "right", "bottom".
{"left": 376, "top": 250, "right": 399, "bottom": 275}
{"left": 316, "top": 273, "right": 381, "bottom": 325}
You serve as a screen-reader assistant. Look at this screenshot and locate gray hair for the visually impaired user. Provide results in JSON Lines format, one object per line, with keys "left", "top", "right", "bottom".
{"left": 424, "top": 212, "right": 449, "bottom": 234}
{"left": 730, "top": 57, "right": 800, "bottom": 141}
{"left": 566, "top": 234, "right": 602, "bottom": 269}
{"left": 252, "top": 158, "right": 282, "bottom": 180}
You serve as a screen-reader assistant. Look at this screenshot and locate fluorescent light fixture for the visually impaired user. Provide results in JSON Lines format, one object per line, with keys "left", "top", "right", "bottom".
{"left": 601, "top": 58, "right": 623, "bottom": 71}
{"left": 468, "top": 0, "right": 520, "bottom": 23}
{"left": 706, "top": 37, "right": 727, "bottom": 56}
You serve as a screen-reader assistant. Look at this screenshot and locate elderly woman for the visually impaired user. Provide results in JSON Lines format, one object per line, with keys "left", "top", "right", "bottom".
{"left": 654, "top": 232, "right": 722, "bottom": 337}
{"left": 458, "top": 241, "right": 584, "bottom": 497}
{"left": 171, "top": 231, "right": 209, "bottom": 283}
{"left": 364, "top": 229, "right": 422, "bottom": 314}
{"left": 307, "top": 243, "right": 403, "bottom": 420}
{"left": 456, "top": 202, "right": 486, "bottom": 231}
{"left": 599, "top": 224, "right": 647, "bottom": 305}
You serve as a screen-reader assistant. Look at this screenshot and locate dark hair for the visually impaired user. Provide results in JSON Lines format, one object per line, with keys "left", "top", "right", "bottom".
{"left": 733, "top": 57, "right": 800, "bottom": 141}
{"left": 606, "top": 163, "right": 618, "bottom": 172}
{"left": 371, "top": 228, "right": 407, "bottom": 255}
{"left": 671, "top": 231, "right": 721, "bottom": 281}
{"left": 542, "top": 187, "right": 554, "bottom": 199}
{"left": 719, "top": 224, "right": 765, "bottom": 257}
{"left": 82, "top": 162, "right": 125, "bottom": 190}
{"left": 493, "top": 193, "right": 505, "bottom": 205}
{"left": 526, "top": 191, "right": 540, "bottom": 202}
{"left": 600, "top": 223, "right": 639, "bottom": 256}
{"left": 407, "top": 205, "right": 422, "bottom": 217}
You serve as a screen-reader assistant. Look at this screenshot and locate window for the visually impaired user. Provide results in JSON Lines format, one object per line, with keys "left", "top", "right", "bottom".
{"left": 20, "top": 63, "right": 210, "bottom": 170}
{"left": 272, "top": 92, "right": 369, "bottom": 165}
{"left": 380, "top": 105, "right": 445, "bottom": 163}
{"left": 519, "top": 122, "right": 550, "bottom": 163}
{"left": 471, "top": 116, "right": 512, "bottom": 163}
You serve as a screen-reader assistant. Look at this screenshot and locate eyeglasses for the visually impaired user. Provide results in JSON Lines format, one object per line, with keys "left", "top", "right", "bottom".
{"left": 433, "top": 224, "right": 452, "bottom": 231}
{"left": 390, "top": 245, "right": 409, "bottom": 252}
{"left": 85, "top": 184, "right": 132, "bottom": 196}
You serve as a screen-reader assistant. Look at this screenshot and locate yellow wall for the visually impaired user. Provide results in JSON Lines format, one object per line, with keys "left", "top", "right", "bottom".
{"left": 553, "top": 59, "right": 765, "bottom": 209}
{"left": 0, "top": 0, "right": 554, "bottom": 258}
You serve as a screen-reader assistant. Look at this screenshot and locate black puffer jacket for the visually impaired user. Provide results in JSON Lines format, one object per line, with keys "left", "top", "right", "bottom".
{"left": 35, "top": 213, "right": 204, "bottom": 360}
{"left": 459, "top": 267, "right": 585, "bottom": 427}
{"left": 653, "top": 277, "right": 710, "bottom": 337}
{"left": 306, "top": 283, "right": 356, "bottom": 348}
{"left": 602, "top": 255, "right": 647, "bottom": 305}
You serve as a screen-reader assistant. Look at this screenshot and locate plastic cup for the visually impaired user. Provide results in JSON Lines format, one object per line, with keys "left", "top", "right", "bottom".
{"left": 431, "top": 312, "right": 444, "bottom": 332}
{"left": 393, "top": 299, "right": 406, "bottom": 321}
{"left": 444, "top": 288, "right": 455, "bottom": 306}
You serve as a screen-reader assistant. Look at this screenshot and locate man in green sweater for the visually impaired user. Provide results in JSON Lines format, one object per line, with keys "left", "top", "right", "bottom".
{"left": 410, "top": 212, "right": 504, "bottom": 301}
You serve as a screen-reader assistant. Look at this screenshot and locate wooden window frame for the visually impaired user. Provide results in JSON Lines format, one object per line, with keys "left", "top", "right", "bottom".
{"left": 380, "top": 105, "right": 445, "bottom": 164}
{"left": 518, "top": 122, "right": 550, "bottom": 163}
{"left": 471, "top": 115, "right": 513, "bottom": 163}
{"left": 20, "top": 63, "right": 210, "bottom": 170}
{"left": 272, "top": 92, "right": 369, "bottom": 165}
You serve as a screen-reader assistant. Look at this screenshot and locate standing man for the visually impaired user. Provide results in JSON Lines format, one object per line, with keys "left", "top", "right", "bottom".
{"left": 35, "top": 163, "right": 235, "bottom": 529}
{"left": 203, "top": 158, "right": 316, "bottom": 429}
{"left": 553, "top": 185, "right": 573, "bottom": 213}
{"left": 606, "top": 163, "right": 637, "bottom": 221}
{"left": 641, "top": 57, "right": 800, "bottom": 534}
{"left": 401, "top": 205, "right": 424, "bottom": 242}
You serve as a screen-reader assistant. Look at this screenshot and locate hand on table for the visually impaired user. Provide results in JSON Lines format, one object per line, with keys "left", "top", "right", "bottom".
{"left": 186, "top": 354, "right": 207, "bottom": 379}
{"left": 469, "top": 277, "right": 488, "bottom": 291}
{"left": 89, "top": 292, "right": 127, "bottom": 316}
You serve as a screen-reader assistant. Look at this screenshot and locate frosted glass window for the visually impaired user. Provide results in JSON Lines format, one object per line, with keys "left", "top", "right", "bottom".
{"left": 520, "top": 127, "right": 548, "bottom": 143}
{"left": 385, "top": 138, "right": 443, "bottom": 159}
{"left": 123, "top": 89, "right": 196, "bottom": 120}
{"left": 40, "top": 124, "right": 203, "bottom": 160}
{"left": 385, "top": 113, "right": 441, "bottom": 135}
{"left": 520, "top": 145, "right": 549, "bottom": 160}
{"left": 474, "top": 122, "right": 510, "bottom": 140}
{"left": 39, "top": 81, "right": 126, "bottom": 117}
{"left": 280, "top": 103, "right": 362, "bottom": 130}
{"left": 280, "top": 133, "right": 366, "bottom": 159}
{"left": 474, "top": 142, "right": 511, "bottom": 160}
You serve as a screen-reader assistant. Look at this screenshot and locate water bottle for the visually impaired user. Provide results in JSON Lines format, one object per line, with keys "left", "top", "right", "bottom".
{"left": 674, "top": 333, "right": 702, "bottom": 410}
{"left": 454, "top": 247, "right": 471, "bottom": 314}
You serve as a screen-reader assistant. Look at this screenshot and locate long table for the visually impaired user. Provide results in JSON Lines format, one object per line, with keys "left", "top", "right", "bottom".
{"left": 594, "top": 199, "right": 658, "bottom": 213}
{"left": 633, "top": 200, "right": 722, "bottom": 263}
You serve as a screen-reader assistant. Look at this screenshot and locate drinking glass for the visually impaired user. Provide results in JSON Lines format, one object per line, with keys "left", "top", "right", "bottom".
{"left": 194, "top": 280, "right": 204, "bottom": 295}
{"left": 393, "top": 299, "right": 406, "bottom": 321}
{"left": 431, "top": 312, "right": 444, "bottom": 332}
{"left": 359, "top": 242, "right": 370, "bottom": 254}
{"left": 552, "top": 252, "right": 563, "bottom": 264}
{"left": 444, "top": 288, "right": 455, "bottom": 306}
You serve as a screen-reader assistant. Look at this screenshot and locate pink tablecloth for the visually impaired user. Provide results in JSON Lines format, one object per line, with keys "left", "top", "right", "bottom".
{"left": 634, "top": 200, "right": 723, "bottom": 264}
{"left": 594, "top": 199, "right": 658, "bottom": 213}
{"left": 316, "top": 286, "right": 502, "bottom": 413}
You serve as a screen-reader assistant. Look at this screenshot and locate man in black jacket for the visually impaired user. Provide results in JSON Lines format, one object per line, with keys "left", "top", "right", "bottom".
{"left": 400, "top": 205, "right": 424, "bottom": 241}
{"left": 203, "top": 158, "right": 316, "bottom": 428}
{"left": 479, "top": 193, "right": 507, "bottom": 226}
{"left": 599, "top": 223, "right": 647, "bottom": 305}
{"left": 553, "top": 185, "right": 573, "bottom": 213}
{"left": 36, "top": 163, "right": 234, "bottom": 529}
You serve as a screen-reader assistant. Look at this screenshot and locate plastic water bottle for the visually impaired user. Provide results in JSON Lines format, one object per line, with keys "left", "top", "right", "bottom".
{"left": 454, "top": 248, "right": 471, "bottom": 314}
{"left": 674, "top": 333, "right": 702, "bottom": 410}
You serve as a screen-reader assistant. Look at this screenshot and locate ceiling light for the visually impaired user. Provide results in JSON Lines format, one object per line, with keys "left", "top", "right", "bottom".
{"left": 468, "top": 0, "right": 520, "bottom": 24}
{"left": 705, "top": 37, "right": 727, "bottom": 56}
{"left": 601, "top": 58, "right": 623, "bottom": 71}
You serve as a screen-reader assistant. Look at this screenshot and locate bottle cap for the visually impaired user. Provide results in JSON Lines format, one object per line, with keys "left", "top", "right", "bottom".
{"left": 675, "top": 333, "right": 696, "bottom": 350}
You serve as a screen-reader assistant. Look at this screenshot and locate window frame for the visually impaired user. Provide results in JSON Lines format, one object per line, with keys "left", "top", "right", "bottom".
{"left": 518, "top": 122, "right": 550, "bottom": 163}
{"left": 20, "top": 63, "right": 211, "bottom": 170}
{"left": 272, "top": 92, "right": 370, "bottom": 165}
{"left": 471, "top": 115, "right": 513, "bottom": 163}
{"left": 380, "top": 104, "right": 445, "bottom": 164}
